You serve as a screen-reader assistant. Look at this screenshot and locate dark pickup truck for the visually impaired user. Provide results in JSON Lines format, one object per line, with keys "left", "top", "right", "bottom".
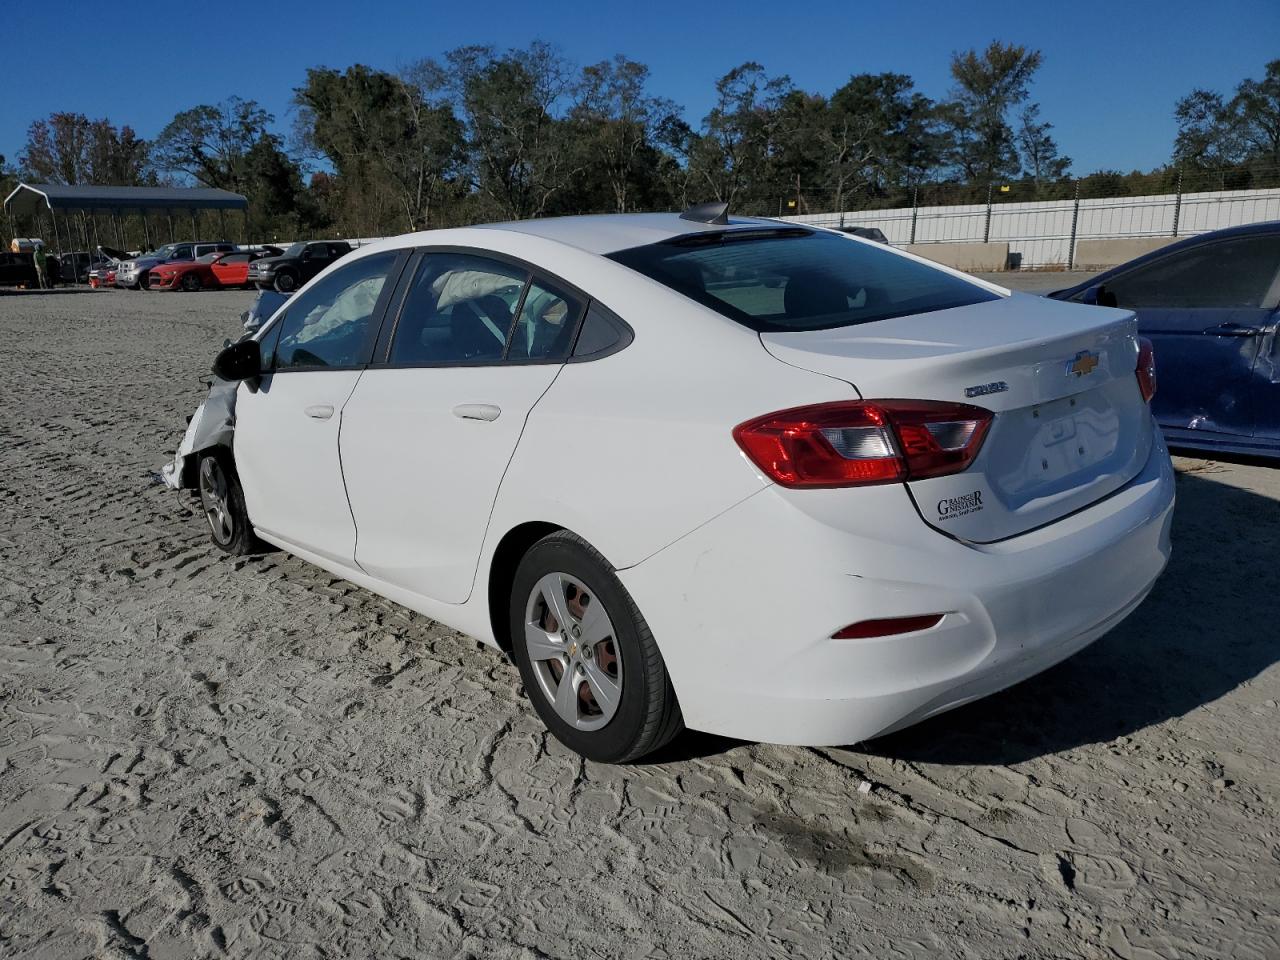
{"left": 0, "top": 251, "right": 61, "bottom": 288}
{"left": 248, "top": 240, "right": 353, "bottom": 292}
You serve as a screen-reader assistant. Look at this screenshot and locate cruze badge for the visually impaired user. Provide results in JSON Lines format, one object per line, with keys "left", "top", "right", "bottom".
{"left": 964, "top": 380, "right": 1008, "bottom": 398}
{"left": 1067, "top": 350, "right": 1100, "bottom": 378}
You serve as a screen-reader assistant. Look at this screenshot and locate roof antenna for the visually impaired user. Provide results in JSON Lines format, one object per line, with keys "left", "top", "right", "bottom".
{"left": 679, "top": 201, "right": 730, "bottom": 225}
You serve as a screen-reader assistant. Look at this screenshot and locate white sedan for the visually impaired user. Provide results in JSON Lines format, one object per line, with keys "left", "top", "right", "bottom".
{"left": 166, "top": 207, "right": 1175, "bottom": 762}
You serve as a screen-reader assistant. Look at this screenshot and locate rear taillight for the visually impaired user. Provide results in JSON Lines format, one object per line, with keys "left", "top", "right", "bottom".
{"left": 1136, "top": 337, "right": 1156, "bottom": 403}
{"left": 733, "top": 399, "right": 993, "bottom": 489}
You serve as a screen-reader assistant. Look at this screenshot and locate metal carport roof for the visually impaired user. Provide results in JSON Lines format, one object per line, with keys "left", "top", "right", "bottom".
{"left": 3, "top": 183, "right": 248, "bottom": 216}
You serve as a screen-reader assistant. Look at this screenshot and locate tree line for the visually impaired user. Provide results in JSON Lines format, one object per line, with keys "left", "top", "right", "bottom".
{"left": 3, "top": 45, "right": 1278, "bottom": 244}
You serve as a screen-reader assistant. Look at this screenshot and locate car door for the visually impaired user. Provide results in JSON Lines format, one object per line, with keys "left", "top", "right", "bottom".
{"left": 300, "top": 243, "right": 333, "bottom": 283}
{"left": 1099, "top": 232, "right": 1280, "bottom": 438}
{"left": 1250, "top": 280, "right": 1280, "bottom": 443}
{"left": 233, "top": 250, "right": 406, "bottom": 565}
{"left": 340, "top": 250, "right": 586, "bottom": 604}
{"left": 212, "top": 252, "right": 250, "bottom": 286}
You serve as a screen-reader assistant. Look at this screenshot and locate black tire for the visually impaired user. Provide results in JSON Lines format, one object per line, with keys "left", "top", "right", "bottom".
{"left": 197, "top": 450, "right": 261, "bottom": 555}
{"left": 182, "top": 273, "right": 203, "bottom": 292}
{"left": 273, "top": 271, "right": 297, "bottom": 293}
{"left": 509, "top": 531, "right": 683, "bottom": 763}
{"left": 138, "top": 271, "right": 150, "bottom": 290}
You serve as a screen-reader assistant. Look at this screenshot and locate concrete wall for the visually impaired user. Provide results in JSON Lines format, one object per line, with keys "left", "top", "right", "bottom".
{"left": 1072, "top": 237, "right": 1178, "bottom": 270}
{"left": 784, "top": 186, "right": 1280, "bottom": 268}
{"left": 902, "top": 241, "right": 1009, "bottom": 272}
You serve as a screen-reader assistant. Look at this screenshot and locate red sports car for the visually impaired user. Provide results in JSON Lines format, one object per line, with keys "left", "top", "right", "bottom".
{"left": 150, "top": 248, "right": 282, "bottom": 291}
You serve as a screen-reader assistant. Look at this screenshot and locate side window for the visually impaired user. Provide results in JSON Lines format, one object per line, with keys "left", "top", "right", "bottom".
{"left": 329, "top": 243, "right": 350, "bottom": 259}
{"left": 508, "top": 278, "right": 585, "bottom": 361}
{"left": 1106, "top": 235, "right": 1280, "bottom": 309}
{"left": 172, "top": 245, "right": 193, "bottom": 260}
{"left": 388, "top": 253, "right": 527, "bottom": 365}
{"left": 304, "top": 243, "right": 328, "bottom": 262}
{"left": 572, "top": 302, "right": 632, "bottom": 359}
{"left": 273, "top": 252, "right": 398, "bottom": 370}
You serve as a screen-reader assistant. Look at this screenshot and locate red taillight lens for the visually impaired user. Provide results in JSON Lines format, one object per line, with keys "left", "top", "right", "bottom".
{"left": 733, "top": 399, "right": 993, "bottom": 488}
{"left": 1136, "top": 337, "right": 1156, "bottom": 403}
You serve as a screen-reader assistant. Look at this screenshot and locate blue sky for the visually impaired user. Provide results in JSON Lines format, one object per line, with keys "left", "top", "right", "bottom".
{"left": 5, "top": 0, "right": 1277, "bottom": 179}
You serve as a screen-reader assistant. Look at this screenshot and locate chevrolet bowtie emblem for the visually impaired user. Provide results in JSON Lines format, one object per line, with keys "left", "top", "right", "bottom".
{"left": 1067, "top": 350, "right": 1100, "bottom": 377}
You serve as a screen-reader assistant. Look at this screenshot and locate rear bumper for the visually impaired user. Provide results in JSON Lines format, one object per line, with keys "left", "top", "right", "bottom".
{"left": 618, "top": 429, "right": 1175, "bottom": 745}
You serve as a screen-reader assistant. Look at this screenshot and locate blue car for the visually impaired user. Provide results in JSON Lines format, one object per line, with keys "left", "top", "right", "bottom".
{"left": 1049, "top": 222, "right": 1280, "bottom": 459}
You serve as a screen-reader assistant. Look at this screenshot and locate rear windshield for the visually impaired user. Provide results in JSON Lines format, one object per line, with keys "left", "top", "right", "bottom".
{"left": 607, "top": 229, "right": 999, "bottom": 332}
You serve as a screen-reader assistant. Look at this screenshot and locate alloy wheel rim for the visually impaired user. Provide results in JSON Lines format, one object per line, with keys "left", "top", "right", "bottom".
{"left": 523, "top": 572, "right": 622, "bottom": 731}
{"left": 198, "top": 458, "right": 234, "bottom": 545}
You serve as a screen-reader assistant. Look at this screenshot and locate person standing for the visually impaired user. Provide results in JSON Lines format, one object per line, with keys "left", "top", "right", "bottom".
{"left": 32, "top": 242, "right": 48, "bottom": 290}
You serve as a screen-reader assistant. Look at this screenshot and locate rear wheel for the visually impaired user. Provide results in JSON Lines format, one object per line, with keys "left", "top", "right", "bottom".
{"left": 510, "top": 531, "right": 682, "bottom": 763}
{"left": 197, "top": 451, "right": 260, "bottom": 555}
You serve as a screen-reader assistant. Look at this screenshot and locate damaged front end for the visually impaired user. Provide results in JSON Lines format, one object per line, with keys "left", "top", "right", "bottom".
{"left": 160, "top": 377, "right": 239, "bottom": 491}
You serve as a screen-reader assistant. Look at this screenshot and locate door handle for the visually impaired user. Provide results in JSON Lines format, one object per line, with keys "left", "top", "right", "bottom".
{"left": 452, "top": 403, "right": 502, "bottom": 422}
{"left": 304, "top": 404, "right": 334, "bottom": 420}
{"left": 1203, "top": 322, "right": 1261, "bottom": 337}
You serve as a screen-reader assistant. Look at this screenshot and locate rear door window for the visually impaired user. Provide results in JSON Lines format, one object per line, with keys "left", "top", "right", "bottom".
{"left": 608, "top": 229, "right": 998, "bottom": 332}
{"left": 507, "top": 278, "right": 585, "bottom": 361}
{"left": 388, "top": 253, "right": 528, "bottom": 365}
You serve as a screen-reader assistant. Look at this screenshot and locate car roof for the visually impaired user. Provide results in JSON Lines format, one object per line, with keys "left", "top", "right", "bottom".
{"left": 471, "top": 212, "right": 802, "bottom": 255}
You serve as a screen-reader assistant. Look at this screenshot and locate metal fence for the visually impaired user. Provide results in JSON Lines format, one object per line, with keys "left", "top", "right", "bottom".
{"left": 782, "top": 185, "right": 1280, "bottom": 269}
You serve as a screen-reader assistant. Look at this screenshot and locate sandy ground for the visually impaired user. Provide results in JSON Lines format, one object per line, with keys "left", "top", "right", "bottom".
{"left": 1, "top": 284, "right": 1278, "bottom": 960}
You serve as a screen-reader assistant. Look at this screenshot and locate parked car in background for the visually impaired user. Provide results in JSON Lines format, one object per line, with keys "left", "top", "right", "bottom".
{"left": 149, "top": 253, "right": 224, "bottom": 291}
{"left": 838, "top": 226, "right": 890, "bottom": 244}
{"left": 116, "top": 241, "right": 235, "bottom": 289}
{"left": 240, "top": 289, "right": 290, "bottom": 332}
{"left": 248, "top": 240, "right": 352, "bottom": 292}
{"left": 1049, "top": 221, "right": 1280, "bottom": 459}
{"left": 210, "top": 248, "right": 283, "bottom": 289}
{"left": 0, "top": 251, "right": 60, "bottom": 287}
{"left": 57, "top": 248, "right": 127, "bottom": 283}
{"left": 164, "top": 211, "right": 1174, "bottom": 763}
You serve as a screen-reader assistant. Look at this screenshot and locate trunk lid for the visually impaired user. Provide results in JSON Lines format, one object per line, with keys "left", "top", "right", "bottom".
{"left": 760, "top": 293, "right": 1153, "bottom": 542}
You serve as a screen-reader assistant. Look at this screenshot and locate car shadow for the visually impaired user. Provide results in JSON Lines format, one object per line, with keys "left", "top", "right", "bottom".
{"left": 858, "top": 467, "right": 1280, "bottom": 765}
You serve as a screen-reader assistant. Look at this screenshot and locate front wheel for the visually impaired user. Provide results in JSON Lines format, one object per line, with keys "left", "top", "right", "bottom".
{"left": 182, "top": 274, "right": 202, "bottom": 292}
{"left": 273, "top": 272, "right": 297, "bottom": 293}
{"left": 510, "top": 531, "right": 683, "bottom": 763}
{"left": 197, "top": 451, "right": 260, "bottom": 555}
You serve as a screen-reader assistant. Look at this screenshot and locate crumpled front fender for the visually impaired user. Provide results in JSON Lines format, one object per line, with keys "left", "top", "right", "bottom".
{"left": 160, "top": 379, "right": 238, "bottom": 490}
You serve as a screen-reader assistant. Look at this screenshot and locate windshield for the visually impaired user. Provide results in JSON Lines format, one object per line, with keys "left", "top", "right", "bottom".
{"left": 607, "top": 229, "right": 999, "bottom": 332}
{"left": 197, "top": 252, "right": 222, "bottom": 263}
{"left": 149, "top": 244, "right": 178, "bottom": 260}
{"left": 282, "top": 242, "right": 306, "bottom": 258}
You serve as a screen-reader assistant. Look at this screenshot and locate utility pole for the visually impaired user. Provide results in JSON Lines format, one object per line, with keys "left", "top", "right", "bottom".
{"left": 1067, "top": 179, "right": 1081, "bottom": 270}
{"left": 983, "top": 182, "right": 994, "bottom": 243}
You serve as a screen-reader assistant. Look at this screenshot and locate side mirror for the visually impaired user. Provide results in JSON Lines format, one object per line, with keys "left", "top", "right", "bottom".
{"left": 1081, "top": 284, "right": 1118, "bottom": 308}
{"left": 212, "top": 338, "right": 261, "bottom": 382}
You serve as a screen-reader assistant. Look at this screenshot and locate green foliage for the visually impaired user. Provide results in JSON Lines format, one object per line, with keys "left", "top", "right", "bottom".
{"left": 20, "top": 113, "right": 153, "bottom": 186}
{"left": 945, "top": 42, "right": 1044, "bottom": 184}
{"left": 14, "top": 44, "right": 1278, "bottom": 245}
{"left": 1174, "top": 60, "right": 1280, "bottom": 179}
